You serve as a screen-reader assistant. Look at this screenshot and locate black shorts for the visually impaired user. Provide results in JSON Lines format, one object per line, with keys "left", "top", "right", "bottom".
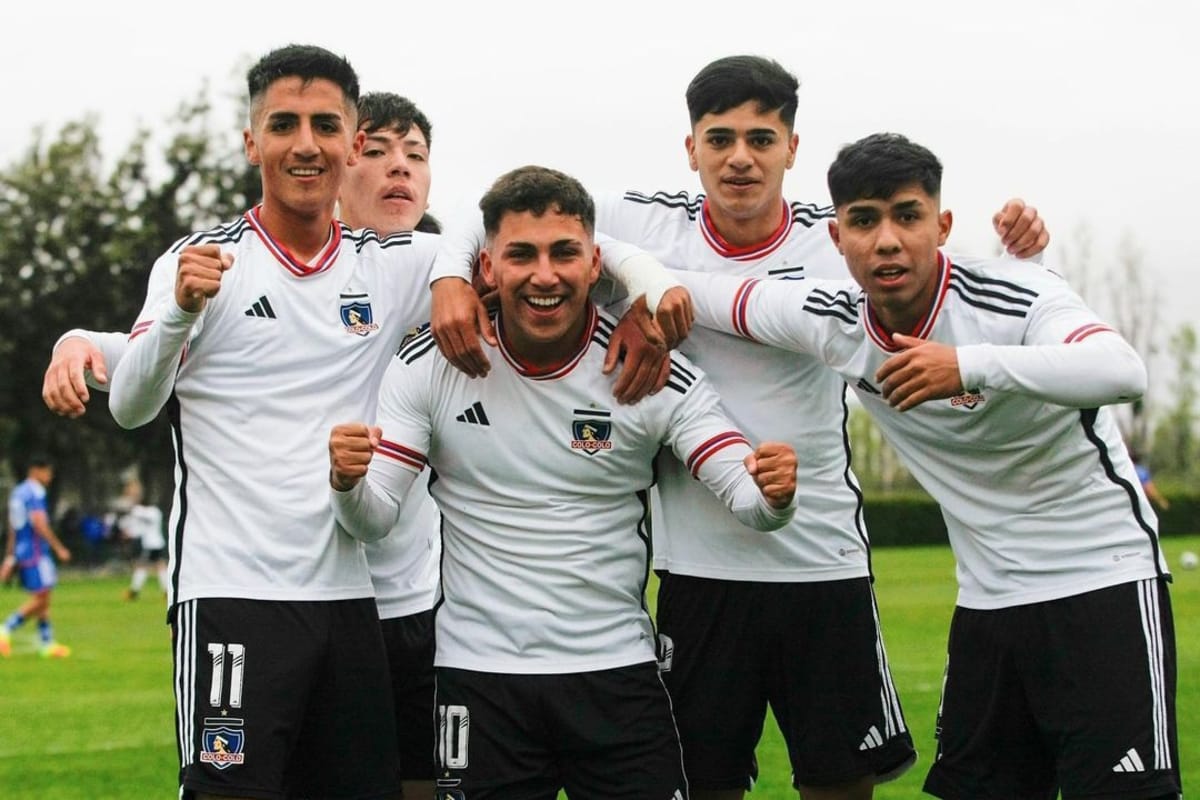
{"left": 655, "top": 573, "right": 915, "bottom": 790}
{"left": 172, "top": 597, "right": 400, "bottom": 800}
{"left": 923, "top": 578, "right": 1180, "bottom": 800}
{"left": 381, "top": 608, "right": 437, "bottom": 781}
{"left": 433, "top": 662, "right": 687, "bottom": 800}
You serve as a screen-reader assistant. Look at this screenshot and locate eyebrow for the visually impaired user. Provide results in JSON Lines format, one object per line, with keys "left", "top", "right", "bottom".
{"left": 703, "top": 126, "right": 779, "bottom": 136}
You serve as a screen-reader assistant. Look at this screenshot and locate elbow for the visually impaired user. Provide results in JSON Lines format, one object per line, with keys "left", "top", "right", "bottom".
{"left": 1110, "top": 343, "right": 1148, "bottom": 403}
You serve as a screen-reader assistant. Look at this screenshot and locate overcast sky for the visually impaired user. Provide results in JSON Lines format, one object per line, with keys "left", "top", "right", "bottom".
{"left": 5, "top": 1, "right": 1197, "bottom": 359}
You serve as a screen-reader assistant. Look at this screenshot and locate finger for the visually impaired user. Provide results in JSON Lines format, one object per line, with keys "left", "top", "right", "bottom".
{"left": 477, "top": 303, "right": 498, "bottom": 349}
{"left": 651, "top": 354, "right": 671, "bottom": 395}
{"left": 602, "top": 340, "right": 620, "bottom": 376}
{"left": 743, "top": 453, "right": 759, "bottom": 476}
{"left": 89, "top": 352, "right": 109, "bottom": 385}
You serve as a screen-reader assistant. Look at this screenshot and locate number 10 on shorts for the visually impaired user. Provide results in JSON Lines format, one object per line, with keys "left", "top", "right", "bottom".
{"left": 438, "top": 704, "right": 469, "bottom": 769}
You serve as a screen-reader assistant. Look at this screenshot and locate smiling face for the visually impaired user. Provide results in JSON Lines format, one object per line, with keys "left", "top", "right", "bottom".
{"left": 339, "top": 123, "right": 431, "bottom": 234}
{"left": 829, "top": 182, "right": 952, "bottom": 333}
{"left": 243, "top": 76, "right": 363, "bottom": 227}
{"left": 478, "top": 209, "right": 601, "bottom": 368}
{"left": 685, "top": 99, "right": 797, "bottom": 244}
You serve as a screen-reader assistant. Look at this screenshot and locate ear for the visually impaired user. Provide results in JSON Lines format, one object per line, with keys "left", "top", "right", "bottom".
{"left": 938, "top": 209, "right": 953, "bottom": 246}
{"left": 347, "top": 129, "right": 365, "bottom": 167}
{"left": 243, "top": 127, "right": 260, "bottom": 166}
{"left": 827, "top": 219, "right": 843, "bottom": 253}
{"left": 685, "top": 134, "right": 698, "bottom": 172}
{"left": 588, "top": 243, "right": 602, "bottom": 286}
{"left": 786, "top": 132, "right": 798, "bottom": 169}
{"left": 478, "top": 249, "right": 498, "bottom": 290}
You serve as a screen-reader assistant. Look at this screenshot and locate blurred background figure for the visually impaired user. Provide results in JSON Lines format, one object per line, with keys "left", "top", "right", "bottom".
{"left": 1130, "top": 448, "right": 1171, "bottom": 512}
{"left": 113, "top": 478, "right": 167, "bottom": 601}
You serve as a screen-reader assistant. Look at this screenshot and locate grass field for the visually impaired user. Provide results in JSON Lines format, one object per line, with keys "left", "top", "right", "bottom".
{"left": 1, "top": 536, "right": 1196, "bottom": 799}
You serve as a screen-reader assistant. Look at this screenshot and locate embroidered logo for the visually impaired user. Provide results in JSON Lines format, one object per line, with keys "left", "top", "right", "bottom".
{"left": 949, "top": 389, "right": 986, "bottom": 409}
{"left": 340, "top": 293, "right": 379, "bottom": 337}
{"left": 571, "top": 408, "right": 612, "bottom": 455}
{"left": 200, "top": 718, "right": 246, "bottom": 769}
{"left": 456, "top": 402, "right": 490, "bottom": 426}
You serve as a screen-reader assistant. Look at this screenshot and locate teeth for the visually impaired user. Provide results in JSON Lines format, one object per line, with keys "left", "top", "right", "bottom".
{"left": 528, "top": 297, "right": 561, "bottom": 308}
{"left": 291, "top": 168, "right": 320, "bottom": 176}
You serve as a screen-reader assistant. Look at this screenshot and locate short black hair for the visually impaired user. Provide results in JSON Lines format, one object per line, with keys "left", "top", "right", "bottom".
{"left": 827, "top": 132, "right": 943, "bottom": 208}
{"left": 246, "top": 44, "right": 359, "bottom": 120}
{"left": 26, "top": 453, "right": 53, "bottom": 469}
{"left": 357, "top": 92, "right": 433, "bottom": 148}
{"left": 685, "top": 55, "right": 800, "bottom": 128}
{"left": 479, "top": 166, "right": 595, "bottom": 239}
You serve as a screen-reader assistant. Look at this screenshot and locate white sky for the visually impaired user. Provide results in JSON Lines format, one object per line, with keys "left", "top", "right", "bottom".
{"left": 5, "top": 0, "right": 1197, "bottom": 363}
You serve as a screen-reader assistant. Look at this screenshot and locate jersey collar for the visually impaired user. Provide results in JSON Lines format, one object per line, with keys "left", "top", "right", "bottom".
{"left": 699, "top": 198, "right": 792, "bottom": 261}
{"left": 864, "top": 250, "right": 952, "bottom": 352}
{"left": 245, "top": 205, "right": 342, "bottom": 278}
{"left": 496, "top": 304, "right": 598, "bottom": 381}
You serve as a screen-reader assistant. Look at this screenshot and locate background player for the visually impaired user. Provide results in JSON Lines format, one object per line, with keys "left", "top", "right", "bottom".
{"left": 115, "top": 478, "right": 168, "bottom": 601}
{"left": 672, "top": 131, "right": 1179, "bottom": 800}
{"left": 329, "top": 165, "right": 798, "bottom": 800}
{"left": 1, "top": 454, "right": 72, "bottom": 659}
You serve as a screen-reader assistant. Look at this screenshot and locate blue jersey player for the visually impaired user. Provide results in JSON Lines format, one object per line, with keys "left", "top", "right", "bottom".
{"left": 1, "top": 454, "right": 72, "bottom": 658}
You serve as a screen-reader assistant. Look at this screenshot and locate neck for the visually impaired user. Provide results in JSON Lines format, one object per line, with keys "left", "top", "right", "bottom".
{"left": 501, "top": 310, "right": 592, "bottom": 374}
{"left": 705, "top": 198, "right": 785, "bottom": 249}
{"left": 257, "top": 200, "right": 336, "bottom": 262}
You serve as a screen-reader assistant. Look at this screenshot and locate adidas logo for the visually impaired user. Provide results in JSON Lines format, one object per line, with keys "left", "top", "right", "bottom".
{"left": 859, "top": 725, "right": 883, "bottom": 751}
{"left": 455, "top": 401, "right": 490, "bottom": 426}
{"left": 855, "top": 378, "right": 881, "bottom": 395}
{"left": 244, "top": 295, "right": 277, "bottom": 319}
{"left": 1112, "top": 747, "right": 1144, "bottom": 773}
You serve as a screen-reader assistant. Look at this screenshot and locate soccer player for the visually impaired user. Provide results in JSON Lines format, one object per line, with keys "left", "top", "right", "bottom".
{"left": 116, "top": 479, "right": 168, "bottom": 601}
{"left": 1, "top": 454, "right": 72, "bottom": 659}
{"left": 328, "top": 165, "right": 799, "bottom": 800}
{"left": 425, "top": 55, "right": 1049, "bottom": 800}
{"left": 671, "top": 132, "right": 1179, "bottom": 800}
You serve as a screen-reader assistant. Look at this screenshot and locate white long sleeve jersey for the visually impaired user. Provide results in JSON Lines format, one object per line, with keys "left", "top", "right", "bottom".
{"left": 675, "top": 252, "right": 1167, "bottom": 610}
{"left": 595, "top": 190, "right": 871, "bottom": 581}
{"left": 109, "top": 208, "right": 441, "bottom": 607}
{"left": 334, "top": 306, "right": 793, "bottom": 674}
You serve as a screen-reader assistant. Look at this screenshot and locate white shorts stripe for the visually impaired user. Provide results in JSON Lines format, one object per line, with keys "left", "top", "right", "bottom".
{"left": 1136, "top": 579, "right": 1170, "bottom": 770}
{"left": 174, "top": 600, "right": 197, "bottom": 769}
{"left": 871, "top": 592, "right": 906, "bottom": 737}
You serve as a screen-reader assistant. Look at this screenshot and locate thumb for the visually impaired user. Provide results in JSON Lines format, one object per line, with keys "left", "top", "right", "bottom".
{"left": 478, "top": 304, "right": 498, "bottom": 347}
{"left": 220, "top": 252, "right": 235, "bottom": 270}
{"left": 602, "top": 338, "right": 620, "bottom": 375}
{"left": 90, "top": 352, "right": 109, "bottom": 385}
{"left": 891, "top": 333, "right": 923, "bottom": 348}
{"left": 368, "top": 426, "right": 382, "bottom": 449}
{"left": 743, "top": 452, "right": 759, "bottom": 476}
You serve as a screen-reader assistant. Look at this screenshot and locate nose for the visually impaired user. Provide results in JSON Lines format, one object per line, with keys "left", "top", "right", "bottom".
{"left": 728, "top": 137, "right": 753, "bottom": 169}
{"left": 530, "top": 253, "right": 557, "bottom": 287}
{"left": 293, "top": 120, "right": 319, "bottom": 157}
{"left": 874, "top": 219, "right": 902, "bottom": 253}
{"left": 387, "top": 152, "right": 410, "bottom": 177}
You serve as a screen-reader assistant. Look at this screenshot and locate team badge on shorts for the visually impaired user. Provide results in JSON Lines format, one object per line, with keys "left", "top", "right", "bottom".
{"left": 571, "top": 408, "right": 612, "bottom": 455}
{"left": 200, "top": 718, "right": 246, "bottom": 769}
{"left": 340, "top": 293, "right": 380, "bottom": 337}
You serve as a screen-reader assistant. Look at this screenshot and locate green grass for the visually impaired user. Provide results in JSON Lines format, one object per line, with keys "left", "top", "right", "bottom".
{"left": 1, "top": 537, "right": 1197, "bottom": 799}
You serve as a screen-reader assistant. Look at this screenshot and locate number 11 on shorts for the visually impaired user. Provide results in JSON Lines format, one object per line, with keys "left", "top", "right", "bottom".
{"left": 207, "top": 642, "right": 246, "bottom": 708}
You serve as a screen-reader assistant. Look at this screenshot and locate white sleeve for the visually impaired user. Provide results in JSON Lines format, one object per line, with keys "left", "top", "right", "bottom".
{"left": 664, "top": 362, "right": 795, "bottom": 531}
{"left": 956, "top": 285, "right": 1146, "bottom": 406}
{"left": 330, "top": 467, "right": 418, "bottom": 543}
{"left": 108, "top": 252, "right": 201, "bottom": 429}
{"left": 668, "top": 269, "right": 832, "bottom": 356}
{"left": 53, "top": 329, "right": 130, "bottom": 391}
{"left": 428, "top": 201, "right": 485, "bottom": 285}
{"left": 334, "top": 355, "right": 435, "bottom": 541}
{"left": 597, "top": 235, "right": 681, "bottom": 315}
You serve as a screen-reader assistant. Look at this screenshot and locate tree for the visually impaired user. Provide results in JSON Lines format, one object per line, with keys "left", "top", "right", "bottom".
{"left": 0, "top": 84, "right": 258, "bottom": 517}
{"left": 1151, "top": 324, "right": 1198, "bottom": 480}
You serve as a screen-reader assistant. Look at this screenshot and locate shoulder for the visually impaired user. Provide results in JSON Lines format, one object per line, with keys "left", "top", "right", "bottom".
{"left": 605, "top": 189, "right": 704, "bottom": 224}
{"left": 169, "top": 213, "right": 253, "bottom": 254}
{"left": 785, "top": 199, "right": 836, "bottom": 230}
{"left": 395, "top": 323, "right": 441, "bottom": 367}
{"left": 947, "top": 255, "right": 1065, "bottom": 320}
